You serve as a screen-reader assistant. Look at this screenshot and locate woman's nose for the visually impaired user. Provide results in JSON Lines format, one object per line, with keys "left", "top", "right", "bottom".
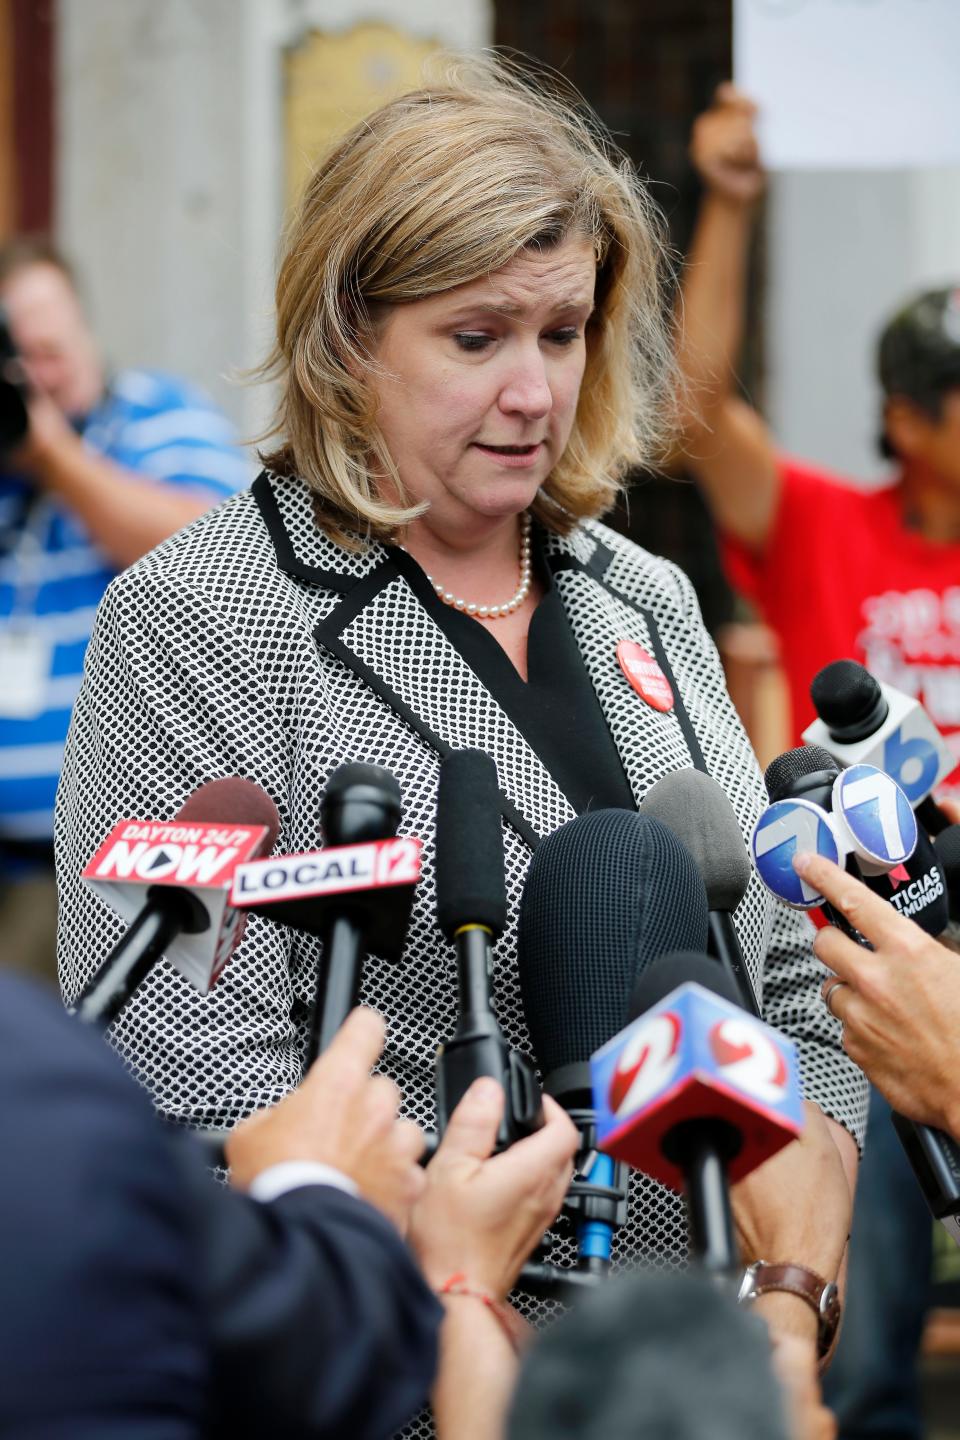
{"left": 497, "top": 349, "right": 552, "bottom": 420}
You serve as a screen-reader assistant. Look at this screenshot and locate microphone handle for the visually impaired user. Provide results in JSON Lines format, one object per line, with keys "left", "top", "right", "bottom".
{"left": 890, "top": 1110, "right": 960, "bottom": 1240}
{"left": 436, "top": 925, "right": 544, "bottom": 1142}
{"left": 308, "top": 911, "right": 365, "bottom": 1061}
{"left": 917, "top": 794, "right": 950, "bottom": 837}
{"left": 666, "top": 1118, "right": 740, "bottom": 1279}
{"left": 73, "top": 898, "right": 187, "bottom": 1026}
{"left": 707, "top": 911, "right": 761, "bottom": 1017}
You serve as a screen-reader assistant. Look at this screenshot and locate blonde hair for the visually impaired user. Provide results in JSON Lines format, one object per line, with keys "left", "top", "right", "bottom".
{"left": 258, "top": 53, "right": 676, "bottom": 547}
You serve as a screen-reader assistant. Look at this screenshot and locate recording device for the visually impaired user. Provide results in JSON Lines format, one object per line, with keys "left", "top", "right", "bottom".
{"left": 639, "top": 769, "right": 759, "bottom": 1016}
{"left": 0, "top": 305, "right": 29, "bottom": 454}
{"left": 233, "top": 764, "right": 416, "bottom": 1060}
{"left": 433, "top": 749, "right": 542, "bottom": 1146}
{"left": 592, "top": 952, "right": 802, "bottom": 1276}
{"left": 76, "top": 778, "right": 280, "bottom": 1026}
{"left": 517, "top": 808, "right": 709, "bottom": 1287}
{"left": 753, "top": 753, "right": 960, "bottom": 1243}
{"left": 754, "top": 745, "right": 948, "bottom": 938}
{"left": 805, "top": 659, "right": 954, "bottom": 835}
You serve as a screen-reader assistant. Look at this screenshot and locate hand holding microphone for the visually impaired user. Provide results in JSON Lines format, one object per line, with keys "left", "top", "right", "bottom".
{"left": 794, "top": 848, "right": 960, "bottom": 1140}
{"left": 411, "top": 1080, "right": 577, "bottom": 1303}
{"left": 226, "top": 1006, "right": 426, "bottom": 1233}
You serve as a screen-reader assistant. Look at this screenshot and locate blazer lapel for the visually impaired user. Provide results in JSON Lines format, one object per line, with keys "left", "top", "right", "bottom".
{"left": 546, "top": 526, "right": 708, "bottom": 806}
{"left": 253, "top": 473, "right": 574, "bottom": 849}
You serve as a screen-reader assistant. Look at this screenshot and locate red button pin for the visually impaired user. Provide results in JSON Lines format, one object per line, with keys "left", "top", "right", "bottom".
{"left": 617, "top": 639, "right": 674, "bottom": 713}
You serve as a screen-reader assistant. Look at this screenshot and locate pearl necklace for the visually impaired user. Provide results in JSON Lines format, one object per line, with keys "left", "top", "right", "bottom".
{"left": 424, "top": 512, "right": 532, "bottom": 620}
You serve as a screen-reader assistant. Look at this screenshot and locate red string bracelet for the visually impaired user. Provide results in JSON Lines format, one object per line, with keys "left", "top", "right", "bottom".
{"left": 437, "top": 1273, "right": 533, "bottom": 1354}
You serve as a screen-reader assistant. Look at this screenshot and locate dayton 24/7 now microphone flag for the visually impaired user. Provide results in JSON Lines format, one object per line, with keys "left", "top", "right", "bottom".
{"left": 83, "top": 814, "right": 270, "bottom": 994}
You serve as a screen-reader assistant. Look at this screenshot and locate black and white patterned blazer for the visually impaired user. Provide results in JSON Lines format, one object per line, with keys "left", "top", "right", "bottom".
{"left": 56, "top": 469, "right": 866, "bottom": 1281}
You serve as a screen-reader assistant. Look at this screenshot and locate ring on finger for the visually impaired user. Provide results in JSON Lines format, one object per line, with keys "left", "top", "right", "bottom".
{"left": 823, "top": 978, "right": 850, "bottom": 1019}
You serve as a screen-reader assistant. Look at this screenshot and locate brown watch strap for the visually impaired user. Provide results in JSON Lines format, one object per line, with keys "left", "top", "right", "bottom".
{"left": 747, "top": 1261, "right": 841, "bottom": 1359}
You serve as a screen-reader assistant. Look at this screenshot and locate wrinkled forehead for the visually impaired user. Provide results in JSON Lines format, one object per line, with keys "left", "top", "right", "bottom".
{"left": 427, "top": 235, "right": 598, "bottom": 320}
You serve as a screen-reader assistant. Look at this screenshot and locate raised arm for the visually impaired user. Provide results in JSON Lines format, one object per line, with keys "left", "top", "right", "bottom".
{"left": 676, "top": 84, "right": 780, "bottom": 550}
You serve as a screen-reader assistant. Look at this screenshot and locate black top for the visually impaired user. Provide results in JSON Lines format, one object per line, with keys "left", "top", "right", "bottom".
{"left": 388, "top": 528, "right": 635, "bottom": 815}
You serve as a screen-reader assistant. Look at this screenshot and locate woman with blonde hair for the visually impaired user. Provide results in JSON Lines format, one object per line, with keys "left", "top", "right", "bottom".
{"left": 57, "top": 54, "right": 862, "bottom": 1407}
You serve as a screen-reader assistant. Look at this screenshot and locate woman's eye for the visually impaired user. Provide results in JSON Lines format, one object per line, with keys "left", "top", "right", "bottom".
{"left": 545, "top": 327, "right": 581, "bottom": 347}
{"left": 453, "top": 332, "right": 493, "bottom": 352}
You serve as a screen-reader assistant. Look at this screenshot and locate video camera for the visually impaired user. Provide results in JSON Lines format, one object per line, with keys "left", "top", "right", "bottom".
{"left": 0, "top": 306, "right": 30, "bottom": 453}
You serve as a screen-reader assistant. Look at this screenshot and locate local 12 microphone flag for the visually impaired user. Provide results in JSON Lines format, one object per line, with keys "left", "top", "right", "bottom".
{"left": 591, "top": 982, "right": 803, "bottom": 1191}
{"left": 230, "top": 836, "right": 422, "bottom": 963}
{"left": 83, "top": 817, "right": 270, "bottom": 993}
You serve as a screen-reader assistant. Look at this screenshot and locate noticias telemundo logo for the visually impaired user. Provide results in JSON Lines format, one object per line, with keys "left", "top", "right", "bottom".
{"left": 751, "top": 798, "right": 839, "bottom": 908}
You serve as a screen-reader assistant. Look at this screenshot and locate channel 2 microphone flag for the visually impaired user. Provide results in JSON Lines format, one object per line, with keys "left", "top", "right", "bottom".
{"left": 590, "top": 982, "right": 803, "bottom": 1191}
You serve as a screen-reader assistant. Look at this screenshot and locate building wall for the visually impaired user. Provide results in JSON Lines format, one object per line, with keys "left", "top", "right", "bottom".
{"left": 56, "top": 0, "right": 491, "bottom": 437}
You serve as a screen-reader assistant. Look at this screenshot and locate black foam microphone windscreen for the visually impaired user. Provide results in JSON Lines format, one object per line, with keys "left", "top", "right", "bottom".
{"left": 639, "top": 771, "right": 751, "bottom": 913}
{"left": 629, "top": 949, "right": 741, "bottom": 1022}
{"left": 517, "top": 810, "right": 709, "bottom": 1076}
{"left": 435, "top": 749, "right": 508, "bottom": 940}
{"left": 764, "top": 744, "right": 839, "bottom": 805}
{"left": 811, "top": 659, "right": 888, "bottom": 737}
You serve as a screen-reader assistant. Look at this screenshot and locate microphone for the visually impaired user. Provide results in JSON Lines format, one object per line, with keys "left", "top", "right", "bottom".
{"left": 639, "top": 770, "right": 759, "bottom": 1016}
{"left": 592, "top": 952, "right": 802, "bottom": 1277}
{"left": 76, "top": 778, "right": 280, "bottom": 1025}
{"left": 755, "top": 745, "right": 948, "bottom": 937}
{"left": 434, "top": 749, "right": 542, "bottom": 1145}
{"left": 306, "top": 764, "right": 405, "bottom": 1059}
{"left": 754, "top": 760, "right": 960, "bottom": 1241}
{"left": 517, "top": 809, "right": 709, "bottom": 1279}
{"left": 933, "top": 825, "right": 960, "bottom": 923}
{"left": 805, "top": 659, "right": 954, "bottom": 835}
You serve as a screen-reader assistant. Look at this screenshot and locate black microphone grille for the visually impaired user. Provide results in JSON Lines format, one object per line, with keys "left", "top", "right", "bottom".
{"left": 517, "top": 809, "right": 709, "bottom": 1078}
{"left": 810, "top": 659, "right": 885, "bottom": 734}
{"left": 629, "top": 950, "right": 741, "bottom": 1023}
{"left": 764, "top": 745, "right": 839, "bottom": 803}
{"left": 321, "top": 763, "right": 402, "bottom": 846}
{"left": 435, "top": 749, "right": 507, "bottom": 940}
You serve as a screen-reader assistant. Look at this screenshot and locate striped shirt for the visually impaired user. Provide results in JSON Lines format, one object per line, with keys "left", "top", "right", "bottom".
{"left": 0, "top": 369, "right": 249, "bottom": 852}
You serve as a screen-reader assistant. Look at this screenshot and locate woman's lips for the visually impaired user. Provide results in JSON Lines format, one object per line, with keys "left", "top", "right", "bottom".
{"left": 472, "top": 441, "right": 544, "bottom": 469}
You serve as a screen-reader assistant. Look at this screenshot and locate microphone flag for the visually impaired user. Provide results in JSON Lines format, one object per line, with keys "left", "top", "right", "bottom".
{"left": 591, "top": 982, "right": 803, "bottom": 1191}
{"left": 83, "top": 817, "right": 269, "bottom": 993}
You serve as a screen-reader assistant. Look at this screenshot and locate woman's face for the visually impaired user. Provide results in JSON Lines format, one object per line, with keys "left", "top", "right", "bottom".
{"left": 368, "top": 233, "right": 596, "bottom": 537}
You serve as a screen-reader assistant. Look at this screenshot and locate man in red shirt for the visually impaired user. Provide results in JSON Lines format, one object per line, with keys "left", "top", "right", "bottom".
{"left": 677, "top": 85, "right": 960, "bottom": 1440}
{"left": 678, "top": 86, "right": 960, "bottom": 797}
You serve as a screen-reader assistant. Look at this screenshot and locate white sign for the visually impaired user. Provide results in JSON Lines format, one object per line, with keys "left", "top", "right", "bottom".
{"left": 734, "top": 0, "right": 960, "bottom": 169}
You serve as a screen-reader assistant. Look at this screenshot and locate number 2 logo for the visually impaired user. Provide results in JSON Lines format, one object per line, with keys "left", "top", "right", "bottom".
{"left": 709, "top": 1017, "right": 788, "bottom": 1105}
{"left": 608, "top": 1011, "right": 681, "bottom": 1118}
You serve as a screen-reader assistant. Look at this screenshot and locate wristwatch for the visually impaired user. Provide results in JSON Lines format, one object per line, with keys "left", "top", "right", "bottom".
{"left": 738, "top": 1260, "right": 841, "bottom": 1361}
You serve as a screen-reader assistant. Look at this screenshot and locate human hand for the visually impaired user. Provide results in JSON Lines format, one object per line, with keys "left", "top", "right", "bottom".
{"left": 7, "top": 385, "right": 79, "bottom": 479}
{"left": 794, "top": 849, "right": 960, "bottom": 1135}
{"left": 771, "top": 1332, "right": 838, "bottom": 1440}
{"left": 225, "top": 1007, "right": 426, "bottom": 1231}
{"left": 689, "top": 82, "right": 765, "bottom": 204}
{"left": 409, "top": 1079, "right": 578, "bottom": 1301}
{"left": 732, "top": 1100, "right": 852, "bottom": 1283}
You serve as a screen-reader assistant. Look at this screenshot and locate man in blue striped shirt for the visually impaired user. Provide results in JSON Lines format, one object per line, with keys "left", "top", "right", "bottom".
{"left": 0, "top": 238, "right": 248, "bottom": 978}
